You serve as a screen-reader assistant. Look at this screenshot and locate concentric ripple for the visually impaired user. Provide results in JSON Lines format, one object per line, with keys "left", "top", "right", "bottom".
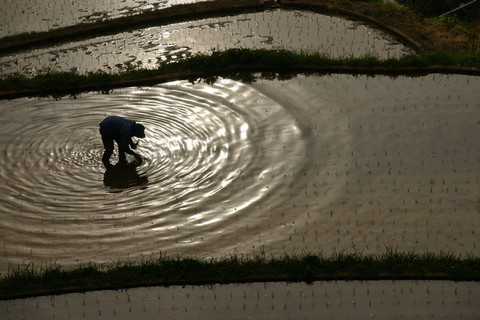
{"left": 3, "top": 74, "right": 478, "bottom": 272}
{"left": 0, "top": 79, "right": 307, "bottom": 269}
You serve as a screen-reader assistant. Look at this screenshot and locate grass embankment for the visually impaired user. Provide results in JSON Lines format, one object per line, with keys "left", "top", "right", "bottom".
{"left": 1, "top": 250, "right": 479, "bottom": 300}
{"left": 1, "top": 48, "right": 479, "bottom": 99}
{"left": 282, "top": 0, "right": 480, "bottom": 52}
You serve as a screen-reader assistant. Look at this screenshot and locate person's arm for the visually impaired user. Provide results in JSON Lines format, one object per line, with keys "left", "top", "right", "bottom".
{"left": 118, "top": 135, "right": 135, "bottom": 154}
{"left": 129, "top": 138, "right": 137, "bottom": 150}
{"left": 119, "top": 136, "right": 142, "bottom": 162}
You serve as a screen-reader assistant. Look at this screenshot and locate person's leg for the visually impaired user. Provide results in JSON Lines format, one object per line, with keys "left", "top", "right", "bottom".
{"left": 118, "top": 152, "right": 127, "bottom": 162}
{"left": 116, "top": 139, "right": 127, "bottom": 163}
{"left": 102, "top": 148, "right": 113, "bottom": 164}
{"left": 100, "top": 129, "right": 114, "bottom": 164}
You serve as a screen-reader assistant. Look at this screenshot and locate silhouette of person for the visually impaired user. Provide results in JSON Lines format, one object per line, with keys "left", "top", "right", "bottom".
{"left": 103, "top": 160, "right": 148, "bottom": 191}
{"left": 99, "top": 116, "right": 145, "bottom": 167}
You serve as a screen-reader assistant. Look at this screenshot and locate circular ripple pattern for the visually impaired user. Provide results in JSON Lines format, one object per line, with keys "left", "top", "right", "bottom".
{"left": 0, "top": 79, "right": 306, "bottom": 269}
{"left": 2, "top": 75, "right": 479, "bottom": 272}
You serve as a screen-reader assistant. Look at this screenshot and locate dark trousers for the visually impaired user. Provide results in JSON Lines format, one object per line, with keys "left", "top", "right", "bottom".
{"left": 100, "top": 127, "right": 114, "bottom": 163}
{"left": 100, "top": 127, "right": 128, "bottom": 163}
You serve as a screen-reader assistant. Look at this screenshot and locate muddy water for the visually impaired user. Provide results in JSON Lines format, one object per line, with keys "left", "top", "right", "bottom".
{"left": 0, "top": 10, "right": 411, "bottom": 77}
{"left": 0, "top": 74, "right": 478, "bottom": 273}
{"left": 2, "top": 281, "right": 479, "bottom": 319}
{"left": 0, "top": 0, "right": 209, "bottom": 38}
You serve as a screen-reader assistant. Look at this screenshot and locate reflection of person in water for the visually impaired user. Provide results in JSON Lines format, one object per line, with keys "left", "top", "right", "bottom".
{"left": 103, "top": 160, "right": 148, "bottom": 190}
{"left": 99, "top": 116, "right": 145, "bottom": 167}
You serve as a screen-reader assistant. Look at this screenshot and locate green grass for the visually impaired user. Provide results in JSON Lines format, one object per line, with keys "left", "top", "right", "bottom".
{"left": 1, "top": 250, "right": 479, "bottom": 300}
{"left": 1, "top": 49, "right": 479, "bottom": 99}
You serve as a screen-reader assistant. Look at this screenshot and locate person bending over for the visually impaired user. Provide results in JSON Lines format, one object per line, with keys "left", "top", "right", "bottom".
{"left": 99, "top": 116, "right": 145, "bottom": 166}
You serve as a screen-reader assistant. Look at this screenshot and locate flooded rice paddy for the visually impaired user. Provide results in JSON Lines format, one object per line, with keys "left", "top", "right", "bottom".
{"left": 2, "top": 281, "right": 479, "bottom": 320}
{"left": 0, "top": 0, "right": 209, "bottom": 38}
{"left": 1, "top": 1, "right": 479, "bottom": 318}
{"left": 0, "top": 10, "right": 411, "bottom": 77}
{"left": 0, "top": 74, "right": 479, "bottom": 272}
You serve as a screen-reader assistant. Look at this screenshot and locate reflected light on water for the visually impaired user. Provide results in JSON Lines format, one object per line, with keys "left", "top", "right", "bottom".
{"left": 0, "top": 0, "right": 210, "bottom": 37}
{"left": 0, "top": 10, "right": 411, "bottom": 77}
{"left": 0, "top": 78, "right": 305, "bottom": 271}
{"left": 0, "top": 74, "right": 479, "bottom": 272}
{"left": 240, "top": 123, "right": 249, "bottom": 140}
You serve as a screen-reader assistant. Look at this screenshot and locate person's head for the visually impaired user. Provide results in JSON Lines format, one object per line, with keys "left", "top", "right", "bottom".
{"left": 132, "top": 123, "right": 145, "bottom": 138}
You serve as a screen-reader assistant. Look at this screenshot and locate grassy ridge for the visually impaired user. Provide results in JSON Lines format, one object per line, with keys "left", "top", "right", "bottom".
{"left": 1, "top": 250, "right": 479, "bottom": 300}
{"left": 282, "top": 0, "right": 479, "bottom": 51}
{"left": 1, "top": 49, "right": 480, "bottom": 99}
{"left": 397, "top": 0, "right": 480, "bottom": 23}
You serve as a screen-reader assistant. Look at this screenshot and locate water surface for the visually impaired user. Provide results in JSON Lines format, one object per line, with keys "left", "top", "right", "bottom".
{"left": 2, "top": 281, "right": 479, "bottom": 319}
{"left": 0, "top": 74, "right": 478, "bottom": 273}
{"left": 0, "top": 10, "right": 410, "bottom": 77}
{"left": 0, "top": 0, "right": 210, "bottom": 38}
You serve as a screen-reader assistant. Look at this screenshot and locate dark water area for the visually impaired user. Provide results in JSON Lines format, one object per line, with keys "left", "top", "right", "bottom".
{"left": 0, "top": 74, "right": 478, "bottom": 273}
{"left": 103, "top": 161, "right": 149, "bottom": 190}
